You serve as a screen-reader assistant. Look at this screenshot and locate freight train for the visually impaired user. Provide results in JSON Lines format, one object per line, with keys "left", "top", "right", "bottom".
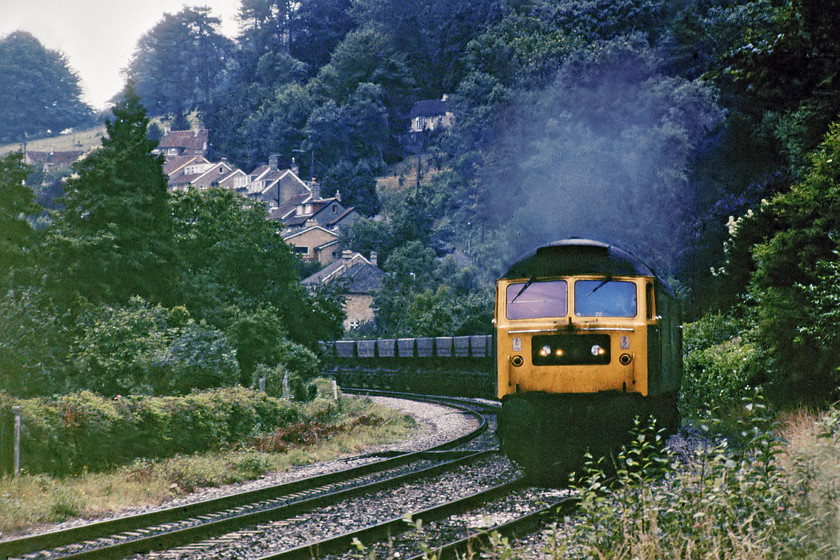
{"left": 494, "top": 238, "right": 682, "bottom": 483}
{"left": 321, "top": 238, "right": 682, "bottom": 483}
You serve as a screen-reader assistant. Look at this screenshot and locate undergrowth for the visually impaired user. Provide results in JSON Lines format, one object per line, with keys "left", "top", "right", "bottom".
{"left": 0, "top": 393, "right": 413, "bottom": 536}
{"left": 483, "top": 392, "right": 839, "bottom": 560}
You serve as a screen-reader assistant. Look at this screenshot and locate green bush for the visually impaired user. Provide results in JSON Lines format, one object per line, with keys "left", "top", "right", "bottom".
{"left": 11, "top": 387, "right": 299, "bottom": 475}
{"left": 559, "top": 394, "right": 817, "bottom": 559}
{"left": 0, "top": 289, "right": 69, "bottom": 397}
{"left": 681, "top": 313, "right": 763, "bottom": 419}
{"left": 68, "top": 297, "right": 239, "bottom": 396}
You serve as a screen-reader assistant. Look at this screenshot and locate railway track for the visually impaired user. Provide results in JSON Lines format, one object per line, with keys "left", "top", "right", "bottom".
{"left": 0, "top": 392, "right": 573, "bottom": 560}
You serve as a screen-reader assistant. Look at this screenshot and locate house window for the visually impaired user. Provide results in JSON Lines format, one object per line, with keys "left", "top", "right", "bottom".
{"left": 332, "top": 204, "right": 337, "bottom": 213}
{"left": 293, "top": 246, "right": 309, "bottom": 254}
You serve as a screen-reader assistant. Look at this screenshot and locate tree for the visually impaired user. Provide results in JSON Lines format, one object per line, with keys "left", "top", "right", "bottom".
{"left": 724, "top": 0, "right": 840, "bottom": 175}
{"left": 125, "top": 7, "right": 234, "bottom": 116}
{"left": 450, "top": 36, "right": 723, "bottom": 276}
{"left": 291, "top": 0, "right": 354, "bottom": 71}
{"left": 304, "top": 83, "right": 389, "bottom": 213}
{"left": 237, "top": 0, "right": 295, "bottom": 71}
{"left": 350, "top": 0, "right": 504, "bottom": 95}
{"left": 46, "top": 86, "right": 176, "bottom": 307}
{"left": 168, "top": 187, "right": 344, "bottom": 346}
{"left": 741, "top": 122, "right": 840, "bottom": 402}
{"left": 0, "top": 152, "right": 41, "bottom": 285}
{"left": 67, "top": 297, "right": 239, "bottom": 396}
{"left": 0, "top": 31, "right": 93, "bottom": 143}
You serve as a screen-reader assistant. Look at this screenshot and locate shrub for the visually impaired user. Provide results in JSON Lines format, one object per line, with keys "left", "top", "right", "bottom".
{"left": 558, "top": 393, "right": 818, "bottom": 559}
{"left": 681, "top": 313, "right": 764, "bottom": 419}
{"left": 11, "top": 387, "right": 299, "bottom": 474}
{"left": 0, "top": 288, "right": 69, "bottom": 397}
{"left": 68, "top": 297, "right": 239, "bottom": 396}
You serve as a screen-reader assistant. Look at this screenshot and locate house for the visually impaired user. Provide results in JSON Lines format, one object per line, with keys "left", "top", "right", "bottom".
{"left": 153, "top": 128, "right": 209, "bottom": 157}
{"left": 277, "top": 181, "right": 357, "bottom": 233}
{"left": 302, "top": 251, "right": 384, "bottom": 330}
{"left": 24, "top": 149, "right": 85, "bottom": 171}
{"left": 408, "top": 95, "right": 453, "bottom": 134}
{"left": 163, "top": 155, "right": 214, "bottom": 189}
{"left": 282, "top": 225, "right": 341, "bottom": 266}
{"left": 242, "top": 154, "right": 312, "bottom": 212}
{"left": 180, "top": 159, "right": 239, "bottom": 190}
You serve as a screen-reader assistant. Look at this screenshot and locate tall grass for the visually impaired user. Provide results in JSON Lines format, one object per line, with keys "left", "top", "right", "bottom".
{"left": 0, "top": 394, "right": 413, "bottom": 536}
{"left": 480, "top": 395, "right": 840, "bottom": 560}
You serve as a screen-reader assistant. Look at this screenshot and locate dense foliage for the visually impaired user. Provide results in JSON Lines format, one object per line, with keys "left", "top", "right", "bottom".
{"left": 0, "top": 89, "right": 342, "bottom": 398}
{"left": 0, "top": 31, "right": 94, "bottom": 143}
{"left": 7, "top": 0, "right": 840, "bottom": 404}
{"left": 3, "top": 388, "right": 300, "bottom": 474}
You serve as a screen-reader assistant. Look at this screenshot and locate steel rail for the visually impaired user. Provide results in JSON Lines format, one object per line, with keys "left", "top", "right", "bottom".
{"left": 405, "top": 495, "right": 580, "bottom": 560}
{"left": 252, "top": 478, "right": 527, "bottom": 560}
{"left": 0, "top": 392, "right": 490, "bottom": 560}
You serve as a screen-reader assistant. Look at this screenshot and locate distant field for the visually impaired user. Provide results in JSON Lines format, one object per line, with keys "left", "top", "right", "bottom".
{"left": 0, "top": 125, "right": 106, "bottom": 156}
{"left": 376, "top": 154, "right": 446, "bottom": 214}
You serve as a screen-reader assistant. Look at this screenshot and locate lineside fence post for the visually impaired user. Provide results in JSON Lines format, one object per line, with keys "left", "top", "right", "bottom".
{"left": 0, "top": 405, "right": 12, "bottom": 475}
{"left": 13, "top": 406, "right": 21, "bottom": 475}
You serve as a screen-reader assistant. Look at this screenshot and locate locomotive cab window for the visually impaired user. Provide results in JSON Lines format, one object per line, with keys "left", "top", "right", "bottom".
{"left": 506, "top": 280, "right": 567, "bottom": 320}
{"left": 574, "top": 280, "right": 637, "bottom": 318}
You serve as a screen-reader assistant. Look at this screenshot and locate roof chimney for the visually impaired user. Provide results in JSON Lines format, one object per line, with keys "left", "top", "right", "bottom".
{"left": 342, "top": 250, "right": 354, "bottom": 262}
{"left": 310, "top": 178, "right": 320, "bottom": 200}
{"left": 269, "top": 153, "right": 279, "bottom": 171}
{"left": 291, "top": 157, "right": 300, "bottom": 176}
{"left": 370, "top": 251, "right": 378, "bottom": 267}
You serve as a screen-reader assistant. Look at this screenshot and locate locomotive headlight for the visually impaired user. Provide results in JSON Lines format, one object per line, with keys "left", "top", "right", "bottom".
{"left": 539, "top": 345, "right": 552, "bottom": 357}
{"left": 591, "top": 344, "right": 606, "bottom": 356}
{"left": 554, "top": 348, "right": 564, "bottom": 357}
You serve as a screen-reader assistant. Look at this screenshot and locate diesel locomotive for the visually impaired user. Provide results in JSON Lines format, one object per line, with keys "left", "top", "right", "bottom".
{"left": 494, "top": 238, "right": 682, "bottom": 482}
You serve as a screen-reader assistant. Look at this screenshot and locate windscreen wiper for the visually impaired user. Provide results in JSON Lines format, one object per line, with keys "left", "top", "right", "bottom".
{"left": 510, "top": 277, "right": 536, "bottom": 304}
{"left": 584, "top": 276, "right": 611, "bottom": 297}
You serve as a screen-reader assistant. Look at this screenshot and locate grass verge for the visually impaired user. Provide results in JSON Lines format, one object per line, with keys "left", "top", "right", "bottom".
{"left": 0, "top": 394, "right": 413, "bottom": 537}
{"left": 486, "top": 396, "right": 840, "bottom": 560}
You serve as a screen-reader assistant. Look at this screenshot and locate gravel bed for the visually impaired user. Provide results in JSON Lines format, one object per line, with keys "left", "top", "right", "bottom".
{"left": 2, "top": 396, "right": 480, "bottom": 542}
{"left": 136, "top": 454, "right": 520, "bottom": 560}
{"left": 321, "top": 485, "right": 572, "bottom": 560}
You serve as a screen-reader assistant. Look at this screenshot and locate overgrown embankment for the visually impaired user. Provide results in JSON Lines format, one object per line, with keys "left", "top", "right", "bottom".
{"left": 0, "top": 386, "right": 413, "bottom": 535}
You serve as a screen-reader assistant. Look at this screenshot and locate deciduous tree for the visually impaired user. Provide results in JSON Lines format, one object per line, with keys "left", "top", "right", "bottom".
{"left": 0, "top": 31, "right": 93, "bottom": 142}
{"left": 125, "top": 7, "right": 234, "bottom": 116}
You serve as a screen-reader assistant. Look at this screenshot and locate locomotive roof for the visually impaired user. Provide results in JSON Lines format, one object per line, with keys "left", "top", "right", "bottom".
{"left": 501, "top": 238, "right": 657, "bottom": 280}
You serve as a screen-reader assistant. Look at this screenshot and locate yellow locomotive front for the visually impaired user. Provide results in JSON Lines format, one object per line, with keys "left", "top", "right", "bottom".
{"left": 496, "top": 275, "right": 654, "bottom": 397}
{"left": 494, "top": 239, "right": 681, "bottom": 484}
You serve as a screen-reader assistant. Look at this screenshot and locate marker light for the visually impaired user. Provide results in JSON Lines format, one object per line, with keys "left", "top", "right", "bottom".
{"left": 555, "top": 348, "right": 565, "bottom": 357}
{"left": 591, "top": 345, "right": 606, "bottom": 356}
{"left": 539, "top": 345, "right": 552, "bottom": 357}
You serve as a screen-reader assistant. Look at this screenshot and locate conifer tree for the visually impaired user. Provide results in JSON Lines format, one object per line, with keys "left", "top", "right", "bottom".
{"left": 47, "top": 86, "right": 176, "bottom": 306}
{"left": 0, "top": 152, "right": 41, "bottom": 286}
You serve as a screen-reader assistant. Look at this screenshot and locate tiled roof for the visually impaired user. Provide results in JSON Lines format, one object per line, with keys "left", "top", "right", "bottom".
{"left": 157, "top": 129, "right": 209, "bottom": 152}
{"left": 302, "top": 253, "right": 384, "bottom": 294}
{"left": 163, "top": 155, "right": 204, "bottom": 175}
{"left": 189, "top": 162, "right": 234, "bottom": 188}
{"left": 409, "top": 99, "right": 449, "bottom": 118}
{"left": 25, "top": 150, "right": 84, "bottom": 167}
{"left": 327, "top": 207, "right": 356, "bottom": 226}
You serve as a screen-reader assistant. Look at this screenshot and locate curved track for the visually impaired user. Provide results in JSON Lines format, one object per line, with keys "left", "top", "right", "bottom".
{"left": 0, "top": 393, "right": 494, "bottom": 560}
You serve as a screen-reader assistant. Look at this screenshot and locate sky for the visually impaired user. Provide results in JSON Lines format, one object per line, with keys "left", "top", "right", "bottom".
{"left": 0, "top": 0, "right": 242, "bottom": 110}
